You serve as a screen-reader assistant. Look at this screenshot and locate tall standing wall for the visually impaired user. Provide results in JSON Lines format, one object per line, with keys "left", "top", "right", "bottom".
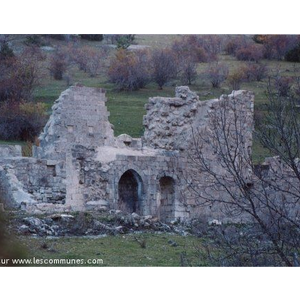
{"left": 34, "top": 85, "right": 115, "bottom": 160}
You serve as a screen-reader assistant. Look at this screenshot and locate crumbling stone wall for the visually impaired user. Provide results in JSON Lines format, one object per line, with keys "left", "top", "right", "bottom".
{"left": 143, "top": 86, "right": 200, "bottom": 150}
{"left": 0, "top": 145, "right": 22, "bottom": 158}
{"left": 179, "top": 90, "right": 254, "bottom": 220}
{"left": 65, "top": 144, "right": 188, "bottom": 219}
{"left": 0, "top": 157, "right": 66, "bottom": 209}
{"left": 143, "top": 87, "right": 253, "bottom": 153}
{"left": 0, "top": 85, "right": 257, "bottom": 223}
{"left": 34, "top": 85, "right": 115, "bottom": 160}
{"left": 253, "top": 156, "right": 300, "bottom": 218}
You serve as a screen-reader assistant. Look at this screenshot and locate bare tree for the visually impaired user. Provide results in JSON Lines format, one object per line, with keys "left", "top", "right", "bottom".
{"left": 205, "top": 62, "right": 229, "bottom": 88}
{"left": 72, "top": 46, "right": 109, "bottom": 77}
{"left": 151, "top": 48, "right": 178, "bottom": 89}
{"left": 184, "top": 83, "right": 300, "bottom": 266}
{"left": 49, "top": 48, "right": 69, "bottom": 80}
{"left": 178, "top": 56, "right": 197, "bottom": 85}
{"left": 242, "top": 62, "right": 268, "bottom": 82}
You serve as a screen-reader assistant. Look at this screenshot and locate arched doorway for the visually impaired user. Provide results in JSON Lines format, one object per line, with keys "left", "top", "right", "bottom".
{"left": 118, "top": 170, "right": 143, "bottom": 213}
{"left": 158, "top": 176, "right": 175, "bottom": 222}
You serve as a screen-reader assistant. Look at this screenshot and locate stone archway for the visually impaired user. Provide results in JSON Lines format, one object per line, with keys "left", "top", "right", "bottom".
{"left": 118, "top": 169, "right": 143, "bottom": 214}
{"left": 158, "top": 176, "right": 175, "bottom": 222}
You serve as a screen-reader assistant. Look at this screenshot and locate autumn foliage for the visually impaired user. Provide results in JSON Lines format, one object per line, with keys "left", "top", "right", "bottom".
{"left": 254, "top": 35, "right": 300, "bottom": 60}
{"left": 0, "top": 45, "right": 46, "bottom": 141}
{"left": 108, "top": 49, "right": 151, "bottom": 91}
{"left": 235, "top": 44, "right": 263, "bottom": 62}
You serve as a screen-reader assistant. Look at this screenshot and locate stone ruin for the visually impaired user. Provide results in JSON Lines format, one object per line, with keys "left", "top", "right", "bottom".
{"left": 0, "top": 85, "right": 255, "bottom": 222}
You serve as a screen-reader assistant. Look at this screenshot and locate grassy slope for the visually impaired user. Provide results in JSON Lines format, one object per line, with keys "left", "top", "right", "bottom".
{"left": 17, "top": 233, "right": 205, "bottom": 266}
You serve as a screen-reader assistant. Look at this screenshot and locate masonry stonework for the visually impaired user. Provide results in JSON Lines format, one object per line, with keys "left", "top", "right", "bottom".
{"left": 0, "top": 85, "right": 257, "bottom": 222}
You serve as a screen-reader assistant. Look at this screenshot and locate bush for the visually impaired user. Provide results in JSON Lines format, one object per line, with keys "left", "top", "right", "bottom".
{"left": 235, "top": 44, "right": 263, "bottom": 62}
{"left": 205, "top": 62, "right": 229, "bottom": 88}
{"left": 179, "top": 56, "right": 198, "bottom": 85}
{"left": 285, "top": 43, "right": 300, "bottom": 62}
{"left": 259, "top": 35, "right": 300, "bottom": 60}
{"left": 228, "top": 69, "right": 245, "bottom": 90}
{"left": 116, "top": 35, "right": 135, "bottom": 49}
{"left": 80, "top": 34, "right": 104, "bottom": 41}
{"left": 224, "top": 36, "right": 249, "bottom": 55}
{"left": 241, "top": 62, "right": 268, "bottom": 82}
{"left": 72, "top": 46, "right": 108, "bottom": 77}
{"left": 0, "top": 101, "right": 47, "bottom": 141}
{"left": 49, "top": 49, "right": 68, "bottom": 80}
{"left": 22, "top": 141, "right": 33, "bottom": 157}
{"left": 151, "top": 48, "right": 178, "bottom": 89}
{"left": 24, "top": 35, "right": 43, "bottom": 46}
{"left": 0, "top": 47, "right": 44, "bottom": 102}
{"left": 195, "top": 35, "right": 223, "bottom": 58}
{"left": 108, "top": 49, "right": 150, "bottom": 91}
{"left": 275, "top": 76, "right": 293, "bottom": 96}
{"left": 0, "top": 41, "right": 14, "bottom": 61}
{"left": 224, "top": 40, "right": 239, "bottom": 55}
{"left": 252, "top": 35, "right": 266, "bottom": 44}
{"left": 171, "top": 36, "right": 209, "bottom": 63}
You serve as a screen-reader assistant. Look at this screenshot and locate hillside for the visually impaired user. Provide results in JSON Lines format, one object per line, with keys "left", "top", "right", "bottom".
{"left": 2, "top": 34, "right": 300, "bottom": 162}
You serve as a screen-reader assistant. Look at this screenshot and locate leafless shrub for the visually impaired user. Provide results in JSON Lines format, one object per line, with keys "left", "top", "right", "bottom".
{"left": 72, "top": 46, "right": 109, "bottom": 77}
{"left": 151, "top": 48, "right": 178, "bottom": 89}
{"left": 49, "top": 48, "right": 68, "bottom": 80}
{"left": 242, "top": 62, "right": 268, "bottom": 82}
{"left": 274, "top": 75, "right": 294, "bottom": 96}
{"left": 0, "top": 101, "right": 47, "bottom": 141}
{"left": 178, "top": 56, "right": 198, "bottom": 85}
{"left": 256, "top": 35, "right": 300, "bottom": 60}
{"left": 205, "top": 62, "right": 229, "bottom": 88}
{"left": 235, "top": 44, "right": 263, "bottom": 62}
{"left": 171, "top": 36, "right": 209, "bottom": 63}
{"left": 224, "top": 35, "right": 249, "bottom": 55}
{"left": 0, "top": 46, "right": 44, "bottom": 102}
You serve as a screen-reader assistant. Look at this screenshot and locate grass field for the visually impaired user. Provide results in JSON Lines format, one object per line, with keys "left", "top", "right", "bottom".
{"left": 3, "top": 34, "right": 300, "bottom": 162}
{"left": 16, "top": 233, "right": 205, "bottom": 267}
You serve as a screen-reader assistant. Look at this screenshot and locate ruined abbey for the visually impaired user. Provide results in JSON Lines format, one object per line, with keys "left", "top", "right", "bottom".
{"left": 0, "top": 85, "right": 254, "bottom": 222}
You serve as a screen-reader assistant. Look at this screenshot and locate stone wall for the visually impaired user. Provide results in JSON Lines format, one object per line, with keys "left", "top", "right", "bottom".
{"left": 143, "top": 87, "right": 254, "bottom": 154}
{"left": 143, "top": 86, "right": 201, "bottom": 150}
{"left": 179, "top": 90, "right": 254, "bottom": 221}
{"left": 65, "top": 144, "right": 188, "bottom": 220}
{"left": 0, "top": 157, "right": 66, "bottom": 209}
{"left": 34, "top": 85, "right": 115, "bottom": 160}
{"left": 0, "top": 85, "right": 257, "bottom": 223}
{"left": 0, "top": 145, "right": 22, "bottom": 158}
{"left": 253, "top": 156, "right": 300, "bottom": 218}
